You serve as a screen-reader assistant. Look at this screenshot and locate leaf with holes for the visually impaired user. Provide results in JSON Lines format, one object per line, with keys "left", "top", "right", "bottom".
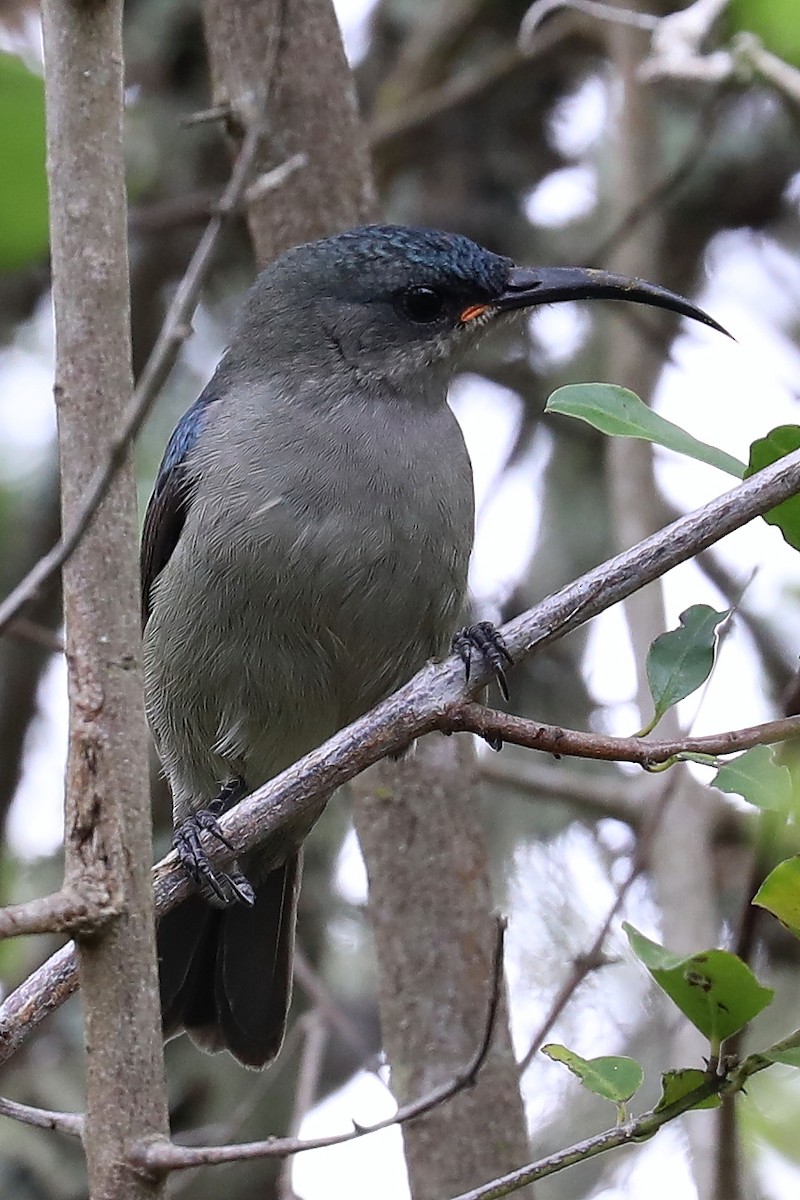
{"left": 655, "top": 1069, "right": 721, "bottom": 1112}
{"left": 624, "top": 924, "right": 773, "bottom": 1051}
{"left": 545, "top": 384, "right": 746, "bottom": 477}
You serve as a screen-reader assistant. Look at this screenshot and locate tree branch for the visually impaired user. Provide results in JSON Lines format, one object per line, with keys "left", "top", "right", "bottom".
{"left": 1, "top": 450, "right": 799, "bottom": 1061}
{"left": 0, "top": 1095, "right": 83, "bottom": 1138}
{"left": 40, "top": 1, "right": 170, "bottom": 1194}
{"left": 126, "top": 918, "right": 506, "bottom": 1174}
{"left": 518, "top": 771, "right": 680, "bottom": 1073}
{"left": 0, "top": 886, "right": 118, "bottom": 940}
{"left": 447, "top": 705, "right": 800, "bottom": 765}
{"left": 0, "top": 126, "right": 294, "bottom": 638}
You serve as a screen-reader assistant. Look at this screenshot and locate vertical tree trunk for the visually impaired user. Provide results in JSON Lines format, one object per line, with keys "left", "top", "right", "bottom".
{"left": 203, "top": 5, "right": 530, "bottom": 1194}
{"left": 352, "top": 737, "right": 532, "bottom": 1200}
{"left": 203, "top": 0, "right": 375, "bottom": 263}
{"left": 41, "top": 2, "right": 170, "bottom": 1195}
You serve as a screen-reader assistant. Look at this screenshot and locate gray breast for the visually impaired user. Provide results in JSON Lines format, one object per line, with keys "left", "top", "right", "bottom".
{"left": 144, "top": 386, "right": 474, "bottom": 807}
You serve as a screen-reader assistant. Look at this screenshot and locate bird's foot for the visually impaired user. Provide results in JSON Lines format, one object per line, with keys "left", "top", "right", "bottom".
{"left": 173, "top": 778, "right": 255, "bottom": 908}
{"left": 452, "top": 621, "right": 513, "bottom": 703}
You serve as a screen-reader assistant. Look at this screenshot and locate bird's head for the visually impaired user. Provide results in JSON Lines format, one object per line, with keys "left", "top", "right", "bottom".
{"left": 234, "top": 224, "right": 727, "bottom": 391}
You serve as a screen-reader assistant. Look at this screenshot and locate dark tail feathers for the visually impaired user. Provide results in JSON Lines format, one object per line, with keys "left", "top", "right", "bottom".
{"left": 157, "top": 854, "right": 301, "bottom": 1069}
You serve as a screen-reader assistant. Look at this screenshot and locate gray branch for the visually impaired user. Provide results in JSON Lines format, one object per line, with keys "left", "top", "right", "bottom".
{"left": 1, "top": 446, "right": 799, "bottom": 1063}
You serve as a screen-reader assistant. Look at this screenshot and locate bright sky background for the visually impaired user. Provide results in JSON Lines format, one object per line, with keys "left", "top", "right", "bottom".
{"left": 2, "top": 3, "right": 800, "bottom": 1197}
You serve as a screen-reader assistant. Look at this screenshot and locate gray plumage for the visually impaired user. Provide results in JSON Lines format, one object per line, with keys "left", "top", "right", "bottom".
{"left": 142, "top": 224, "right": 726, "bottom": 1067}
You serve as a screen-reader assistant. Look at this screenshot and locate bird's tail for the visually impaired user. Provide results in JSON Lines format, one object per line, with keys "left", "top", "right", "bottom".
{"left": 157, "top": 854, "right": 301, "bottom": 1068}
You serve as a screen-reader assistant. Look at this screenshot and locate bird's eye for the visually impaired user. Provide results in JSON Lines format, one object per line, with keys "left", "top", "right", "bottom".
{"left": 399, "top": 285, "right": 446, "bottom": 323}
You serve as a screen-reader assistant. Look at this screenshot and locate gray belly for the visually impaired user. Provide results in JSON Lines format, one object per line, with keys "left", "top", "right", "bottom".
{"left": 143, "top": 441, "right": 472, "bottom": 814}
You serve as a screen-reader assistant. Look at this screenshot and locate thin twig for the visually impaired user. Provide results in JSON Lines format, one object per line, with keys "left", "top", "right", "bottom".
{"left": 2, "top": 450, "right": 800, "bottom": 1060}
{"left": 293, "top": 946, "right": 381, "bottom": 1072}
{"left": 0, "top": 886, "right": 119, "bottom": 940}
{"left": 127, "top": 918, "right": 506, "bottom": 1174}
{"left": 518, "top": 773, "right": 680, "bottom": 1073}
{"left": 5, "top": 616, "right": 64, "bottom": 654}
{"left": 278, "top": 1012, "right": 328, "bottom": 1200}
{"left": 519, "top": 0, "right": 657, "bottom": 49}
{"left": 446, "top": 705, "right": 800, "bottom": 765}
{"left": 0, "top": 137, "right": 304, "bottom": 637}
{"left": 0, "top": 1095, "right": 83, "bottom": 1138}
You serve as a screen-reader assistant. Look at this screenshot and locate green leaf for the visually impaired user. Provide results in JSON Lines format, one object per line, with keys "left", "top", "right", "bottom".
{"left": 542, "top": 1044, "right": 644, "bottom": 1103}
{"left": 641, "top": 605, "right": 729, "bottom": 733}
{"left": 754, "top": 858, "right": 800, "bottom": 938}
{"left": 655, "top": 1069, "right": 721, "bottom": 1112}
{"left": 545, "top": 384, "right": 746, "bottom": 478}
{"left": 745, "top": 426, "right": 800, "bottom": 552}
{"left": 624, "top": 924, "right": 774, "bottom": 1048}
{"left": 713, "top": 745, "right": 794, "bottom": 814}
{"left": 0, "top": 52, "right": 48, "bottom": 271}
{"left": 726, "top": 0, "right": 800, "bottom": 68}
{"left": 763, "top": 1045, "right": 800, "bottom": 1068}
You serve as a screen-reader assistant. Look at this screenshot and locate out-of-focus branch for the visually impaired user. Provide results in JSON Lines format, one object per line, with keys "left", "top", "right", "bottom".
{"left": 1, "top": 449, "right": 800, "bottom": 1060}
{"left": 0, "top": 1095, "right": 82, "bottom": 1138}
{"left": 0, "top": 462, "right": 62, "bottom": 833}
{"left": 277, "top": 1011, "right": 328, "bottom": 1200}
{"left": 518, "top": 771, "right": 680, "bottom": 1073}
{"left": 0, "top": 124, "right": 288, "bottom": 637}
{"left": 202, "top": 0, "right": 375, "bottom": 264}
{"left": 127, "top": 918, "right": 506, "bottom": 1174}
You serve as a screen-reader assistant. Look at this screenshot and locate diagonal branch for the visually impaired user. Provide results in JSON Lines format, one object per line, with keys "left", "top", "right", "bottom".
{"left": 1, "top": 448, "right": 799, "bottom": 1061}
{"left": 0, "top": 135, "right": 303, "bottom": 638}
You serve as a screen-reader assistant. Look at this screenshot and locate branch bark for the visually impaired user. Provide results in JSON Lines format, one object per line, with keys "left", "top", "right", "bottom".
{"left": 202, "top": 0, "right": 375, "bottom": 262}
{"left": 353, "top": 739, "right": 532, "bottom": 1199}
{"left": 40, "top": 1, "right": 170, "bottom": 1195}
{"left": 201, "top": 5, "right": 532, "bottom": 1195}
{"left": 2, "top": 449, "right": 799, "bottom": 1064}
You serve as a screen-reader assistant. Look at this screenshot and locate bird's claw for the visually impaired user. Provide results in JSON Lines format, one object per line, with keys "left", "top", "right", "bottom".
{"left": 452, "top": 621, "right": 513, "bottom": 703}
{"left": 173, "top": 800, "right": 255, "bottom": 909}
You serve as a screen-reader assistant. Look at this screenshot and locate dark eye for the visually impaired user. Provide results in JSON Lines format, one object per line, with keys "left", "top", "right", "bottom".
{"left": 400, "top": 285, "right": 446, "bottom": 323}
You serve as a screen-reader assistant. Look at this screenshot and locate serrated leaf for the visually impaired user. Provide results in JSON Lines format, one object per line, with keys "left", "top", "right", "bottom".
{"left": 542, "top": 1044, "right": 644, "bottom": 1102}
{"left": 0, "top": 52, "right": 48, "bottom": 270}
{"left": 713, "top": 745, "right": 794, "bottom": 814}
{"left": 624, "top": 924, "right": 774, "bottom": 1046}
{"left": 655, "top": 1069, "right": 721, "bottom": 1112}
{"left": 642, "top": 605, "right": 729, "bottom": 731}
{"left": 545, "top": 384, "right": 746, "bottom": 478}
{"left": 745, "top": 426, "right": 800, "bottom": 552}
{"left": 754, "top": 858, "right": 800, "bottom": 938}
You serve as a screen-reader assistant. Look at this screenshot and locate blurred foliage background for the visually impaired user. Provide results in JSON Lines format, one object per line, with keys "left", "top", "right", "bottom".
{"left": 3, "top": 0, "right": 800, "bottom": 1197}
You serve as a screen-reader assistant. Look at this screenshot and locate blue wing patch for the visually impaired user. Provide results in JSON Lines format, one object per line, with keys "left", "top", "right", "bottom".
{"left": 141, "top": 387, "right": 217, "bottom": 624}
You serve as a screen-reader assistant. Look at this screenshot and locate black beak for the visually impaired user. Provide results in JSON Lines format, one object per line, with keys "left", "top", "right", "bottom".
{"left": 495, "top": 266, "right": 731, "bottom": 338}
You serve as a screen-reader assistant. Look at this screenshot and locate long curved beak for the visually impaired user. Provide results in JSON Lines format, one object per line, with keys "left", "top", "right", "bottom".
{"left": 493, "top": 265, "right": 731, "bottom": 337}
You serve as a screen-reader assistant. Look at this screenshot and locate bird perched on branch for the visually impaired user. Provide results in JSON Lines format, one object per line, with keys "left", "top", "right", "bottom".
{"left": 142, "top": 223, "right": 725, "bottom": 1068}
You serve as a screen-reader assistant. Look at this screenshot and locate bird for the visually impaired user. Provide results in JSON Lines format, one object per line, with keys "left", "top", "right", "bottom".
{"left": 141, "top": 223, "right": 726, "bottom": 1068}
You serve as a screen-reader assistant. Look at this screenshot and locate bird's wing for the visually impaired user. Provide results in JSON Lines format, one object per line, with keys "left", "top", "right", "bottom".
{"left": 141, "top": 387, "right": 218, "bottom": 625}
